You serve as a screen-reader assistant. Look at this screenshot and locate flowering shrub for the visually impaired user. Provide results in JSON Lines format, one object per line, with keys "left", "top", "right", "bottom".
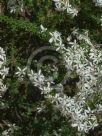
{"left": 48, "top": 29, "right": 102, "bottom": 132}
{"left": 53, "top": 0, "right": 78, "bottom": 17}
{"left": 18, "top": 27, "right": 101, "bottom": 133}
{"left": 0, "top": 0, "right": 102, "bottom": 135}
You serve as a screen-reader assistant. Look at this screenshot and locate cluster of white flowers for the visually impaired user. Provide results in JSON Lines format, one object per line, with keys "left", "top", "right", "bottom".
{"left": 93, "top": 0, "right": 102, "bottom": 7}
{"left": 14, "top": 26, "right": 101, "bottom": 133}
{"left": 7, "top": 0, "right": 24, "bottom": 13}
{"left": 3, "top": 0, "right": 102, "bottom": 134}
{"left": 49, "top": 31, "right": 65, "bottom": 51}
{"left": 53, "top": 0, "right": 78, "bottom": 17}
{"left": 28, "top": 69, "right": 54, "bottom": 94}
{"left": 47, "top": 28, "right": 102, "bottom": 132}
{"left": 15, "top": 64, "right": 58, "bottom": 94}
{"left": 2, "top": 123, "right": 18, "bottom": 136}
{"left": 93, "top": 0, "right": 102, "bottom": 27}
{"left": 0, "top": 47, "right": 9, "bottom": 98}
{"left": 14, "top": 24, "right": 102, "bottom": 133}
{"left": 50, "top": 94, "right": 98, "bottom": 132}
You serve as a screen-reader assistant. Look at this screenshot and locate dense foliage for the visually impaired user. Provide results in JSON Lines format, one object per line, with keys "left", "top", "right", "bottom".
{"left": 0, "top": 0, "right": 102, "bottom": 136}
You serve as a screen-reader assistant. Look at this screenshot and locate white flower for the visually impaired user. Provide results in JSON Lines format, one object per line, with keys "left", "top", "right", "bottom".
{"left": 28, "top": 70, "right": 45, "bottom": 90}
{"left": 53, "top": 0, "right": 78, "bottom": 16}
{"left": 66, "top": 5, "right": 78, "bottom": 17}
{"left": 0, "top": 66, "right": 9, "bottom": 79}
{"left": 10, "top": 7, "right": 16, "bottom": 13}
{"left": 2, "top": 123, "right": 18, "bottom": 136}
{"left": 42, "top": 82, "right": 53, "bottom": 94}
{"left": 78, "top": 34, "right": 92, "bottom": 45}
{"left": 40, "top": 25, "right": 47, "bottom": 33}
{"left": 36, "top": 104, "right": 45, "bottom": 113}
{"left": 0, "top": 82, "right": 7, "bottom": 98}
{"left": 49, "top": 31, "right": 65, "bottom": 51}
{"left": 15, "top": 67, "right": 27, "bottom": 79}
{"left": 0, "top": 84, "right": 7, "bottom": 92}
{"left": 49, "top": 31, "right": 62, "bottom": 43}
{"left": 33, "top": 70, "right": 44, "bottom": 81}
{"left": 20, "top": 3, "right": 24, "bottom": 12}
{"left": 2, "top": 130, "right": 9, "bottom": 136}
{"left": 95, "top": 104, "right": 102, "bottom": 112}
{"left": 56, "top": 43, "right": 65, "bottom": 51}
{"left": 69, "top": 39, "right": 78, "bottom": 46}
{"left": 53, "top": 0, "right": 66, "bottom": 11}
{"left": 88, "top": 120, "right": 98, "bottom": 130}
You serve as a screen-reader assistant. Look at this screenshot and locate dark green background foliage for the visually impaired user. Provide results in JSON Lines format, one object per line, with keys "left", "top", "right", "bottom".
{"left": 0, "top": 0, "right": 102, "bottom": 135}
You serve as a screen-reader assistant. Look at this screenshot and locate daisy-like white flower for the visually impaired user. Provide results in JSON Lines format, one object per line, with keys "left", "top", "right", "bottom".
{"left": 56, "top": 43, "right": 65, "bottom": 51}
{"left": 78, "top": 34, "right": 92, "bottom": 45}
{"left": 66, "top": 4, "right": 78, "bottom": 17}
{"left": 42, "top": 82, "right": 53, "bottom": 94}
{"left": 15, "top": 67, "right": 27, "bottom": 80}
{"left": 49, "top": 31, "right": 65, "bottom": 51}
{"left": 49, "top": 31, "right": 62, "bottom": 43}
{"left": 40, "top": 25, "right": 47, "bottom": 33}
{"left": 0, "top": 66, "right": 9, "bottom": 79}
{"left": 28, "top": 70, "right": 45, "bottom": 90}
{"left": 53, "top": 0, "right": 66, "bottom": 11}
